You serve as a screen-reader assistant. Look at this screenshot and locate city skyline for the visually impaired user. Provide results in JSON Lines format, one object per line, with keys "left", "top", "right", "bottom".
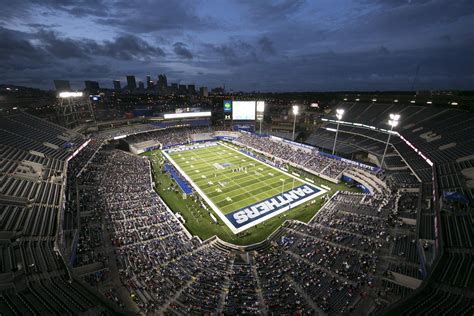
{"left": 1, "top": 0, "right": 473, "bottom": 91}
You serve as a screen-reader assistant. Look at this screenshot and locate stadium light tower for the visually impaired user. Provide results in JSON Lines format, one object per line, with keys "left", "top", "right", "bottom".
{"left": 257, "top": 101, "right": 265, "bottom": 135}
{"left": 56, "top": 91, "right": 94, "bottom": 128}
{"left": 332, "top": 109, "right": 344, "bottom": 155}
{"left": 381, "top": 113, "right": 400, "bottom": 167}
{"left": 292, "top": 105, "right": 299, "bottom": 140}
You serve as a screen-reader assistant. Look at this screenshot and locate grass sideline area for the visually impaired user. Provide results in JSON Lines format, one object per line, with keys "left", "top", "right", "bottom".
{"left": 143, "top": 143, "right": 360, "bottom": 245}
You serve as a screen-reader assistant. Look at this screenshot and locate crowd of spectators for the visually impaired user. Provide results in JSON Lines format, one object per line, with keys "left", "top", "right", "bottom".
{"left": 79, "top": 144, "right": 424, "bottom": 314}
{"left": 70, "top": 145, "right": 351, "bottom": 313}
{"left": 67, "top": 129, "right": 430, "bottom": 315}
{"left": 125, "top": 126, "right": 211, "bottom": 148}
{"left": 249, "top": 192, "right": 397, "bottom": 314}
{"left": 235, "top": 133, "right": 350, "bottom": 180}
{"left": 224, "top": 259, "right": 261, "bottom": 314}
{"left": 4, "top": 106, "right": 470, "bottom": 315}
{"left": 397, "top": 192, "right": 419, "bottom": 219}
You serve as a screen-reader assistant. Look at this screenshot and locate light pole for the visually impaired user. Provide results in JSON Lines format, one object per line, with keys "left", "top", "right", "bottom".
{"left": 257, "top": 101, "right": 265, "bottom": 135}
{"left": 332, "top": 109, "right": 344, "bottom": 155}
{"left": 292, "top": 105, "right": 299, "bottom": 140}
{"left": 381, "top": 113, "right": 400, "bottom": 167}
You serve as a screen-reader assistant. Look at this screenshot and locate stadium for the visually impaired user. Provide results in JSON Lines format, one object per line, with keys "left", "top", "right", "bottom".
{"left": 0, "top": 95, "right": 472, "bottom": 315}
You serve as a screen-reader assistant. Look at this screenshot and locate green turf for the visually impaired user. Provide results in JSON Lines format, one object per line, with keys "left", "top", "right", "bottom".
{"left": 143, "top": 143, "right": 361, "bottom": 245}
{"left": 166, "top": 143, "right": 308, "bottom": 216}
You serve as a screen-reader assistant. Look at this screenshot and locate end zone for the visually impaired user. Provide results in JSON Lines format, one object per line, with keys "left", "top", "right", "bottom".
{"left": 226, "top": 183, "right": 323, "bottom": 231}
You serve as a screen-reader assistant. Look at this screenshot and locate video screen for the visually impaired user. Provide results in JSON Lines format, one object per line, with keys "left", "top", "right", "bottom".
{"left": 224, "top": 100, "right": 232, "bottom": 113}
{"left": 232, "top": 101, "right": 256, "bottom": 120}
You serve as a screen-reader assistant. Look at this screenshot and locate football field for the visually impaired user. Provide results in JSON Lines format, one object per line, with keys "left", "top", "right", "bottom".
{"left": 163, "top": 142, "right": 326, "bottom": 233}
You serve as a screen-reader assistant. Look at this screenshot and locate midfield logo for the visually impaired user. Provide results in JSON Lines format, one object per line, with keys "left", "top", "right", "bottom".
{"left": 226, "top": 184, "right": 320, "bottom": 228}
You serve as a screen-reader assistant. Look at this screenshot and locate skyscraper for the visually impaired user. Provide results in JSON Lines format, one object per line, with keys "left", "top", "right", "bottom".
{"left": 138, "top": 81, "right": 145, "bottom": 90}
{"left": 200, "top": 87, "right": 208, "bottom": 97}
{"left": 126, "top": 75, "right": 137, "bottom": 91}
{"left": 84, "top": 80, "right": 100, "bottom": 93}
{"left": 113, "top": 80, "right": 121, "bottom": 91}
{"left": 146, "top": 75, "right": 152, "bottom": 89}
{"left": 170, "top": 83, "right": 178, "bottom": 94}
{"left": 157, "top": 74, "right": 167, "bottom": 90}
{"left": 178, "top": 84, "right": 187, "bottom": 94}
{"left": 187, "top": 84, "right": 196, "bottom": 94}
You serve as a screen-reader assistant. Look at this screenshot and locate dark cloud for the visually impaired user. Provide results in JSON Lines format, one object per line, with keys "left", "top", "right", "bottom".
{"left": 238, "top": 0, "right": 306, "bottom": 20}
{"left": 357, "top": 0, "right": 431, "bottom": 6}
{"left": 0, "top": 26, "right": 167, "bottom": 89}
{"left": 352, "top": 0, "right": 474, "bottom": 35}
{"left": 32, "top": 0, "right": 110, "bottom": 17}
{"left": 258, "top": 36, "right": 276, "bottom": 55}
{"left": 207, "top": 40, "right": 259, "bottom": 66}
{"left": 0, "top": 27, "right": 47, "bottom": 63}
{"left": 0, "top": 2, "right": 32, "bottom": 21}
{"left": 192, "top": 40, "right": 473, "bottom": 91}
{"left": 173, "top": 42, "right": 193, "bottom": 59}
{"left": 38, "top": 30, "right": 88, "bottom": 59}
{"left": 377, "top": 46, "right": 390, "bottom": 55}
{"left": 96, "top": 0, "right": 212, "bottom": 33}
{"left": 0, "top": 0, "right": 473, "bottom": 91}
{"left": 111, "top": 37, "right": 467, "bottom": 91}
{"left": 24, "top": 22, "right": 60, "bottom": 29}
{"left": 89, "top": 35, "right": 166, "bottom": 60}
{"left": 203, "top": 36, "right": 281, "bottom": 66}
{"left": 35, "top": 30, "right": 165, "bottom": 60}
{"left": 0, "top": 0, "right": 109, "bottom": 22}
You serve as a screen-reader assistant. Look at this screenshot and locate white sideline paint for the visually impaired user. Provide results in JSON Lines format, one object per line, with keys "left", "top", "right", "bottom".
{"left": 305, "top": 178, "right": 315, "bottom": 183}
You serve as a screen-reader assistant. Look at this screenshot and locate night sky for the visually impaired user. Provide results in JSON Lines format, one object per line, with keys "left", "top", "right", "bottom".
{"left": 1, "top": 0, "right": 473, "bottom": 91}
